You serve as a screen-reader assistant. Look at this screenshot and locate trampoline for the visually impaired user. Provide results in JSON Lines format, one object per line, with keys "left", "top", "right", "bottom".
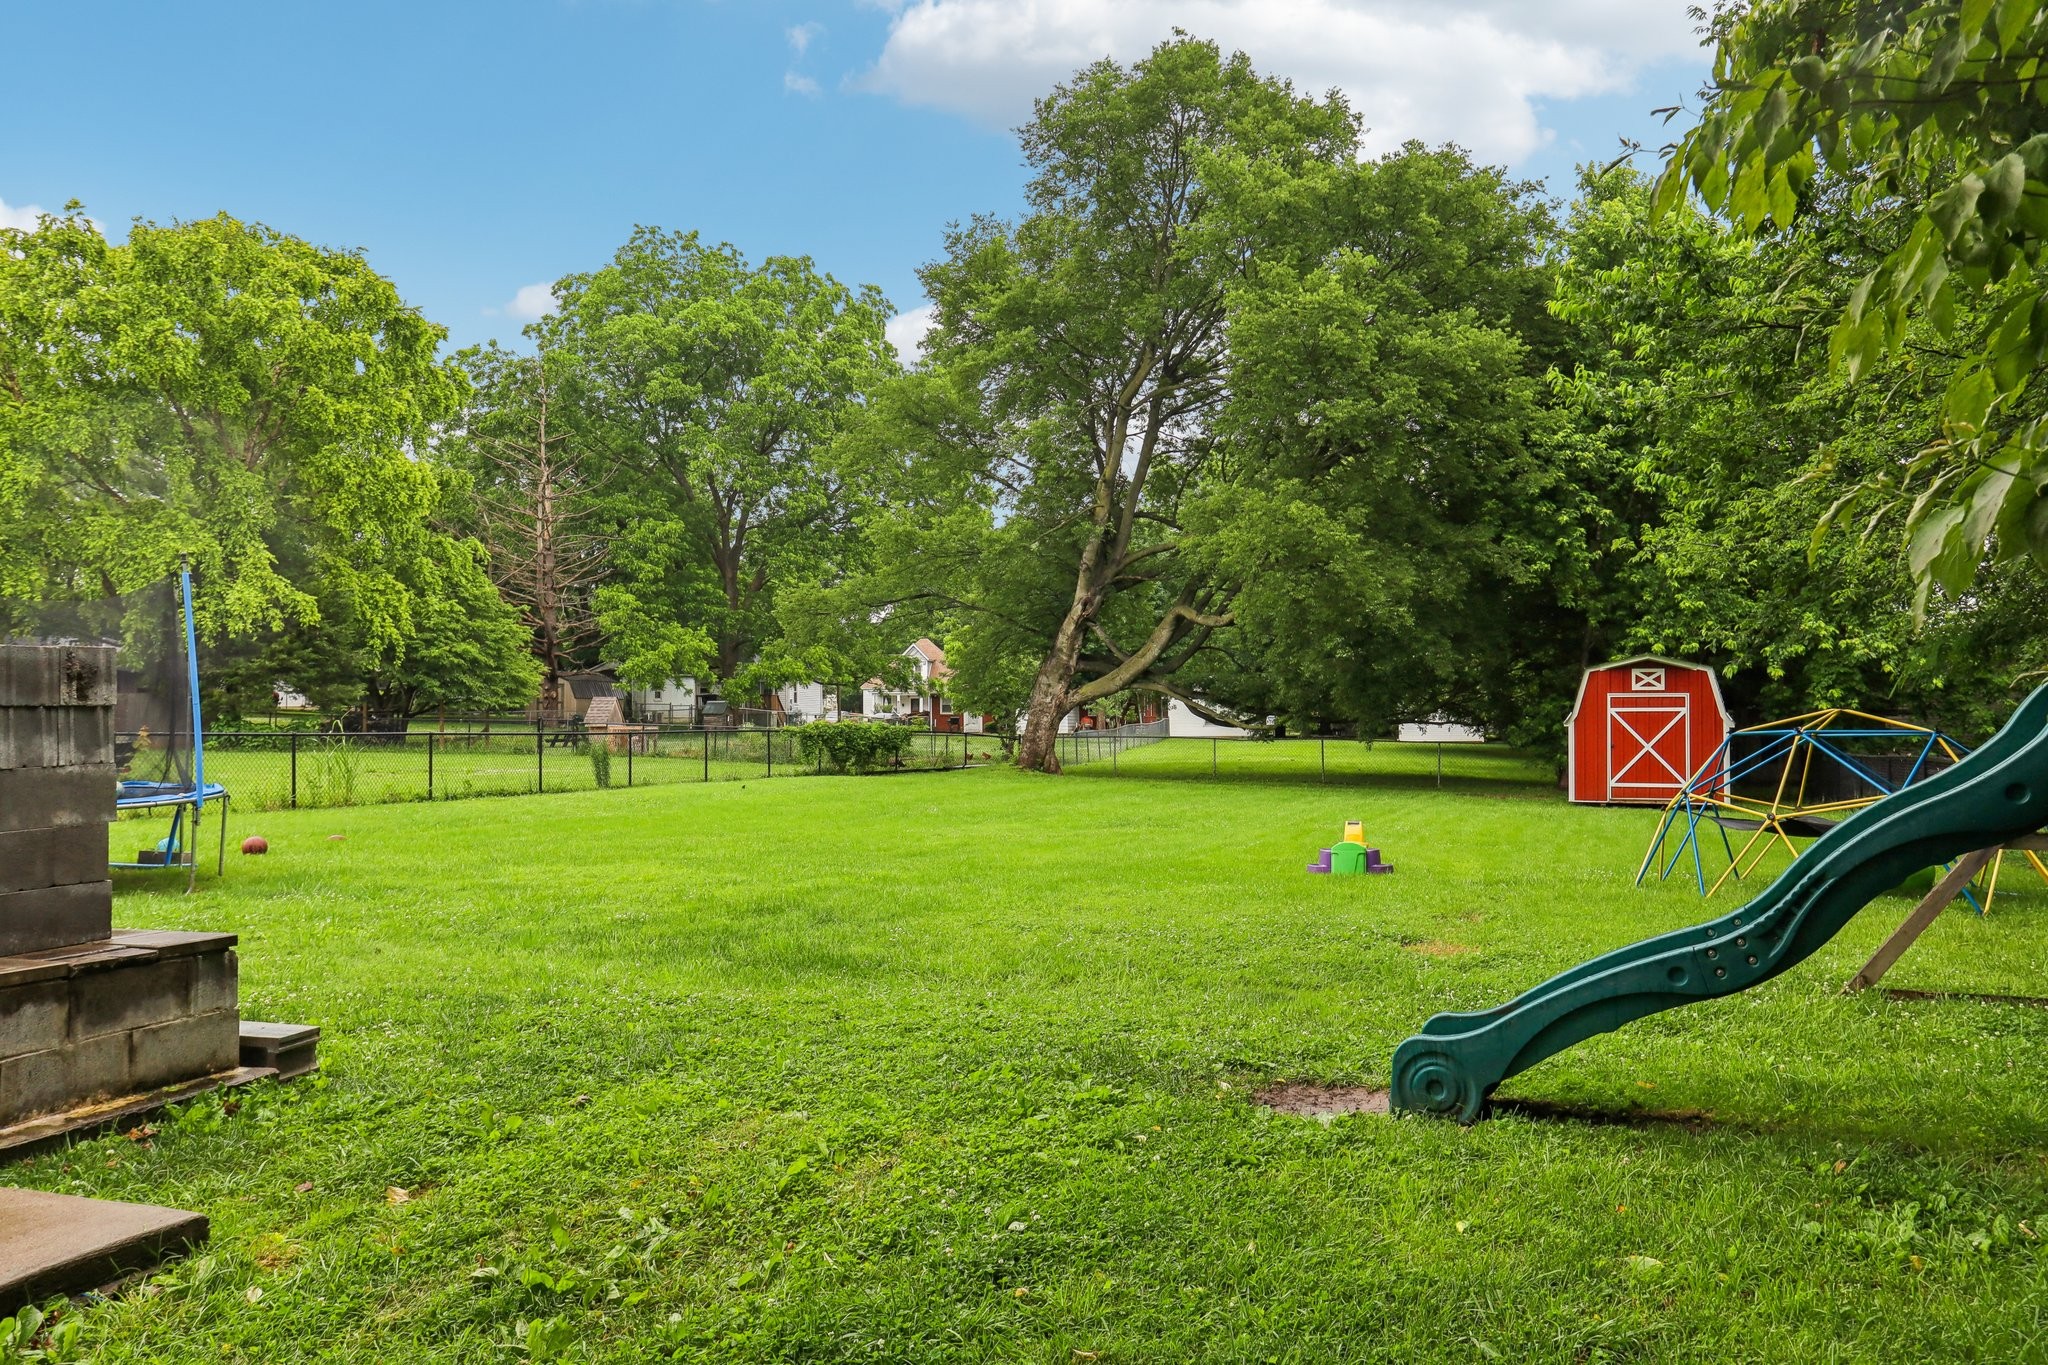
{"left": 16, "top": 563, "right": 229, "bottom": 891}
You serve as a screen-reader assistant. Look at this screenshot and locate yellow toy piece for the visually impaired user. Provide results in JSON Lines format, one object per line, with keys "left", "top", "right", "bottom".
{"left": 1343, "top": 820, "right": 1366, "bottom": 845}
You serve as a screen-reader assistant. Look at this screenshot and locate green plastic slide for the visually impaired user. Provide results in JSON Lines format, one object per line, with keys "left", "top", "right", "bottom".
{"left": 1391, "top": 684, "right": 2048, "bottom": 1122}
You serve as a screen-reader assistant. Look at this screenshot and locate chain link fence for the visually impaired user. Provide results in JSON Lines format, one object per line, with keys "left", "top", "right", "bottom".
{"left": 1053, "top": 718, "right": 1171, "bottom": 770}
{"left": 165, "top": 725, "right": 998, "bottom": 812}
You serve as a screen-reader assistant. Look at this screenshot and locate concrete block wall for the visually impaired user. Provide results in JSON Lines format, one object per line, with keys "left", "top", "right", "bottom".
{"left": 0, "top": 933, "right": 241, "bottom": 1125}
{"left": 0, "top": 644, "right": 117, "bottom": 956}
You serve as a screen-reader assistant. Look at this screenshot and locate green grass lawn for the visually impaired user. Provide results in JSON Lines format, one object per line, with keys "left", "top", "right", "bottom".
{"left": 18, "top": 743, "right": 2048, "bottom": 1362}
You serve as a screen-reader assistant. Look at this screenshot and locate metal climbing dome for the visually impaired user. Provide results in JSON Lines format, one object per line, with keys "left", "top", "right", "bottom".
{"left": 1635, "top": 706, "right": 2048, "bottom": 906}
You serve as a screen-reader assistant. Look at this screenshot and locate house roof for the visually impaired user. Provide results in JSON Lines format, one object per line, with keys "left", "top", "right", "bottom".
{"left": 908, "top": 638, "right": 957, "bottom": 681}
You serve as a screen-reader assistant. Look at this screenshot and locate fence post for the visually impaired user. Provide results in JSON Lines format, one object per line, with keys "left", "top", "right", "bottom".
{"left": 702, "top": 727, "right": 709, "bottom": 782}
{"left": 427, "top": 732, "right": 435, "bottom": 801}
{"left": 766, "top": 727, "right": 773, "bottom": 779}
{"left": 290, "top": 732, "right": 299, "bottom": 809}
{"left": 536, "top": 719, "right": 544, "bottom": 794}
{"left": 1112, "top": 735, "right": 1118, "bottom": 774}
{"left": 1320, "top": 736, "right": 1326, "bottom": 783}
{"left": 627, "top": 734, "right": 634, "bottom": 787}
{"left": 1212, "top": 737, "right": 1218, "bottom": 777}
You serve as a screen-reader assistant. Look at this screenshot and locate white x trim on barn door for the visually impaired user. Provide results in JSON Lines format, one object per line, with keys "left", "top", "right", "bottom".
{"left": 1610, "top": 706, "right": 1688, "bottom": 788}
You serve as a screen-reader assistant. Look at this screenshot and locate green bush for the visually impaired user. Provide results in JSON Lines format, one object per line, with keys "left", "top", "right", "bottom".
{"left": 589, "top": 742, "right": 612, "bottom": 789}
{"left": 789, "top": 721, "right": 914, "bottom": 774}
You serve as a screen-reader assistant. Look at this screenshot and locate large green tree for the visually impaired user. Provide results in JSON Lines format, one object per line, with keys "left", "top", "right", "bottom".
{"left": 842, "top": 40, "right": 1358, "bottom": 771}
{"left": 539, "top": 230, "right": 897, "bottom": 690}
{"left": 820, "top": 41, "right": 1593, "bottom": 767}
{"left": 1660, "top": 0, "right": 2048, "bottom": 606}
{"left": 1178, "top": 142, "right": 1609, "bottom": 746}
{"left": 1553, "top": 165, "right": 2046, "bottom": 732}
{"left": 0, "top": 207, "right": 539, "bottom": 718}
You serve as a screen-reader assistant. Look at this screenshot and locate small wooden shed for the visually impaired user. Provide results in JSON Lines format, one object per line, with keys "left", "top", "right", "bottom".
{"left": 1567, "top": 656, "right": 1730, "bottom": 805}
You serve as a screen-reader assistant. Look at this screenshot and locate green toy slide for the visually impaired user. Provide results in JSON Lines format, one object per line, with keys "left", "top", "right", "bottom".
{"left": 1391, "top": 684, "right": 2048, "bottom": 1122}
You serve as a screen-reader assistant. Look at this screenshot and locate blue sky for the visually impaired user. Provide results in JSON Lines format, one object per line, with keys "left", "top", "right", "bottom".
{"left": 5, "top": 1, "right": 1708, "bottom": 355}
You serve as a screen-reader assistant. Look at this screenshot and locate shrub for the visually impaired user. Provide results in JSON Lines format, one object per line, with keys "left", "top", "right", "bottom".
{"left": 789, "top": 721, "right": 914, "bottom": 774}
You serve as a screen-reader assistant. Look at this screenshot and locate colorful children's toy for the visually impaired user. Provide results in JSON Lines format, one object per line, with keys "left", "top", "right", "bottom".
{"left": 1308, "top": 821, "right": 1393, "bottom": 874}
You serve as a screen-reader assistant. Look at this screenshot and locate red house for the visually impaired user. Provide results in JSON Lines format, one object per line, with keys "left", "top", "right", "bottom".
{"left": 1567, "top": 656, "right": 1730, "bottom": 805}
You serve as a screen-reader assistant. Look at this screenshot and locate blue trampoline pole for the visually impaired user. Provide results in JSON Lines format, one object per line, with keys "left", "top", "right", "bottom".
{"left": 181, "top": 560, "right": 204, "bottom": 812}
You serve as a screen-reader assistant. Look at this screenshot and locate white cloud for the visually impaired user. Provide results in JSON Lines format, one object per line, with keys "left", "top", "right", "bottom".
{"left": 787, "top": 21, "right": 823, "bottom": 57}
{"left": 855, "top": 0, "right": 1702, "bottom": 163}
{"left": 0, "top": 197, "right": 50, "bottom": 232}
{"left": 496, "top": 282, "right": 555, "bottom": 321}
{"left": 886, "top": 302, "right": 937, "bottom": 363}
{"left": 785, "top": 71, "right": 822, "bottom": 97}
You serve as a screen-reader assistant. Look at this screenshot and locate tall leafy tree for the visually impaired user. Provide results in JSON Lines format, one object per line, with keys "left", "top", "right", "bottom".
{"left": 0, "top": 207, "right": 539, "bottom": 718}
{"left": 1659, "top": 0, "right": 2048, "bottom": 607}
{"left": 1183, "top": 142, "right": 1605, "bottom": 745}
{"left": 822, "top": 41, "right": 1588, "bottom": 767}
{"left": 539, "top": 230, "right": 897, "bottom": 688}
{"left": 848, "top": 40, "right": 1357, "bottom": 771}
{"left": 1553, "top": 165, "right": 2046, "bottom": 731}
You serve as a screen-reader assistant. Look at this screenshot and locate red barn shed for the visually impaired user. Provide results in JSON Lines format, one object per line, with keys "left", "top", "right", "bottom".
{"left": 1568, "top": 656, "right": 1730, "bottom": 805}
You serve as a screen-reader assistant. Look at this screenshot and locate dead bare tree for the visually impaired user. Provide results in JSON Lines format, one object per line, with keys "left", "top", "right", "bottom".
{"left": 463, "top": 356, "right": 610, "bottom": 719}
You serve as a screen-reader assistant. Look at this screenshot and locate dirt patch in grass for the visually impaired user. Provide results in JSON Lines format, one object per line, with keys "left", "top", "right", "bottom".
{"left": 1254, "top": 1083, "right": 1390, "bottom": 1120}
{"left": 1403, "top": 940, "right": 1475, "bottom": 957}
{"left": 1488, "top": 1096, "right": 1719, "bottom": 1132}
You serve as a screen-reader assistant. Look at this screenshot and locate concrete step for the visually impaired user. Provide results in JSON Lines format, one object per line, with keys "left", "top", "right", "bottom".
{"left": 0, "top": 1186, "right": 205, "bottom": 1308}
{"left": 239, "top": 1022, "right": 319, "bottom": 1080}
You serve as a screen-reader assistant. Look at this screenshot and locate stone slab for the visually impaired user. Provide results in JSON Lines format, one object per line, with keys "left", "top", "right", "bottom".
{"left": 0, "top": 765, "right": 117, "bottom": 832}
{"left": 0, "top": 1186, "right": 206, "bottom": 1309}
{"left": 113, "top": 930, "right": 237, "bottom": 959}
{"left": 0, "top": 1066, "right": 274, "bottom": 1163}
{"left": 0, "top": 824, "right": 108, "bottom": 896}
{"left": 0, "top": 932, "right": 233, "bottom": 990}
{"left": 239, "top": 1021, "right": 319, "bottom": 1049}
{"left": 0, "top": 706, "right": 115, "bottom": 771}
{"left": 0, "top": 881, "right": 112, "bottom": 956}
{"left": 0, "top": 943, "right": 153, "bottom": 990}
{"left": 240, "top": 1022, "right": 320, "bottom": 1080}
{"left": 0, "top": 645, "right": 118, "bottom": 710}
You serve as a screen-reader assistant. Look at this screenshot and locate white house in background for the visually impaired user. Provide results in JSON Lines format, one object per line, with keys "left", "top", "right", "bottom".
{"left": 1166, "top": 698, "right": 1254, "bottom": 739}
{"left": 623, "top": 675, "right": 698, "bottom": 722}
{"left": 775, "top": 680, "right": 839, "bottom": 722}
{"left": 1397, "top": 717, "right": 1487, "bottom": 743}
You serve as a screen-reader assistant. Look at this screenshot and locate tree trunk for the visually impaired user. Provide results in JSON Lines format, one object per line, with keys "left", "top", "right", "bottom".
{"left": 1015, "top": 599, "right": 1092, "bottom": 773}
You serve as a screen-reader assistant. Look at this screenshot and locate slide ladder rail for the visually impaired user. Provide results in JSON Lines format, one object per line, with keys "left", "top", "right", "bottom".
{"left": 1390, "top": 684, "right": 2048, "bottom": 1122}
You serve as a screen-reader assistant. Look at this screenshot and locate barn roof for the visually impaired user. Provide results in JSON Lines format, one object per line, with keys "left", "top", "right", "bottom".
{"left": 1566, "top": 656, "right": 1732, "bottom": 727}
